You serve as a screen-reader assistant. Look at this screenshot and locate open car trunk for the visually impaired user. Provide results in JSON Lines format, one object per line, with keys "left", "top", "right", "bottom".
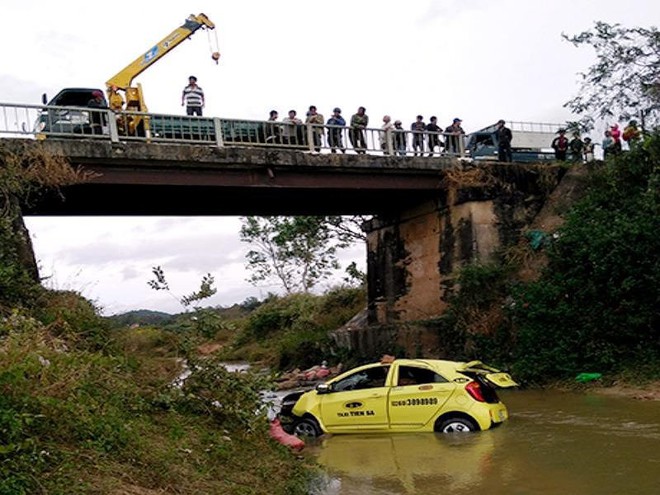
{"left": 457, "top": 361, "right": 518, "bottom": 389}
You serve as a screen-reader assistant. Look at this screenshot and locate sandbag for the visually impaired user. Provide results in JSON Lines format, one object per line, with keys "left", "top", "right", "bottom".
{"left": 269, "top": 418, "right": 305, "bottom": 451}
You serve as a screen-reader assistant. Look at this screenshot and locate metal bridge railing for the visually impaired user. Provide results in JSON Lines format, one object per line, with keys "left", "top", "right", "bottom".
{"left": 0, "top": 102, "right": 466, "bottom": 157}
{"left": 0, "top": 102, "right": 44, "bottom": 138}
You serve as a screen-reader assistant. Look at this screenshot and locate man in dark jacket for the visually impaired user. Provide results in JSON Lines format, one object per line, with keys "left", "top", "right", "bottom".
{"left": 551, "top": 129, "right": 569, "bottom": 161}
{"left": 410, "top": 115, "right": 426, "bottom": 156}
{"left": 496, "top": 119, "right": 513, "bottom": 162}
{"left": 426, "top": 116, "right": 443, "bottom": 156}
{"left": 444, "top": 118, "right": 465, "bottom": 155}
{"left": 87, "top": 90, "right": 108, "bottom": 135}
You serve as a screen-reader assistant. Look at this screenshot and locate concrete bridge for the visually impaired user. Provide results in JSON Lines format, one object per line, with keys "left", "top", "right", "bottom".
{"left": 6, "top": 138, "right": 565, "bottom": 351}
{"left": 16, "top": 139, "right": 457, "bottom": 217}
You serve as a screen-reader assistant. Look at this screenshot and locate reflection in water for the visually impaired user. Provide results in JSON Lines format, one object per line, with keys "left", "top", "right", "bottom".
{"left": 310, "top": 390, "right": 660, "bottom": 494}
{"left": 312, "top": 433, "right": 494, "bottom": 494}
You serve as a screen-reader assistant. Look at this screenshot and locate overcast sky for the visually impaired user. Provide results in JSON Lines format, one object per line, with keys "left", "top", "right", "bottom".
{"left": 2, "top": 0, "right": 657, "bottom": 315}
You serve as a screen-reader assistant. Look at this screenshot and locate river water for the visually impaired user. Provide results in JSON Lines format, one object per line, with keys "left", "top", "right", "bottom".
{"left": 307, "top": 389, "right": 660, "bottom": 495}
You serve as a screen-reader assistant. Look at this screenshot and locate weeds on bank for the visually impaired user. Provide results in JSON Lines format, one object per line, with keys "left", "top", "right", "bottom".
{"left": 0, "top": 292, "right": 313, "bottom": 495}
{"left": 223, "top": 287, "right": 367, "bottom": 370}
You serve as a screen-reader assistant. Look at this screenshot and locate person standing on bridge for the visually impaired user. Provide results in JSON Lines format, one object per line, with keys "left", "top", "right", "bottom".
{"left": 444, "top": 118, "right": 465, "bottom": 155}
{"left": 181, "top": 76, "right": 205, "bottom": 116}
{"left": 496, "top": 119, "right": 513, "bottom": 162}
{"left": 265, "top": 110, "right": 281, "bottom": 144}
{"left": 305, "top": 105, "right": 325, "bottom": 152}
{"left": 393, "top": 120, "right": 407, "bottom": 156}
{"left": 551, "top": 128, "right": 569, "bottom": 161}
{"left": 426, "top": 116, "right": 442, "bottom": 156}
{"left": 583, "top": 137, "right": 595, "bottom": 162}
{"left": 87, "top": 90, "right": 108, "bottom": 135}
{"left": 283, "top": 109, "right": 303, "bottom": 147}
{"left": 350, "top": 107, "right": 369, "bottom": 154}
{"left": 410, "top": 115, "right": 426, "bottom": 156}
{"left": 379, "top": 115, "right": 394, "bottom": 154}
{"left": 569, "top": 132, "right": 584, "bottom": 163}
{"left": 327, "top": 107, "right": 346, "bottom": 153}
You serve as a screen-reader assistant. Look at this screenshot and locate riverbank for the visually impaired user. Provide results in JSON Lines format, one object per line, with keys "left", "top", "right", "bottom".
{"left": 548, "top": 376, "right": 660, "bottom": 401}
{"left": 591, "top": 380, "right": 660, "bottom": 401}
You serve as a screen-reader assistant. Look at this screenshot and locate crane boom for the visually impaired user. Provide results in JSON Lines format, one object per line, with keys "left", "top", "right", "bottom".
{"left": 106, "top": 13, "right": 215, "bottom": 90}
{"left": 105, "top": 13, "right": 215, "bottom": 116}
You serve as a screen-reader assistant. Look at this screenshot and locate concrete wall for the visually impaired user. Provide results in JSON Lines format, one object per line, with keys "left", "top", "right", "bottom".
{"left": 363, "top": 164, "right": 563, "bottom": 328}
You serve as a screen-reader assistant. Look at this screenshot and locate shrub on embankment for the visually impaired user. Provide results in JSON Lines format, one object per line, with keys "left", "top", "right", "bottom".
{"left": 223, "top": 286, "right": 367, "bottom": 370}
{"left": 445, "top": 133, "right": 660, "bottom": 384}
{"left": 0, "top": 291, "right": 313, "bottom": 494}
{"left": 509, "top": 134, "right": 660, "bottom": 382}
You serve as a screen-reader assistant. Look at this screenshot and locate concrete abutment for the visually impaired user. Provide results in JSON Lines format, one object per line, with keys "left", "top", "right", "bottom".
{"left": 336, "top": 163, "right": 566, "bottom": 357}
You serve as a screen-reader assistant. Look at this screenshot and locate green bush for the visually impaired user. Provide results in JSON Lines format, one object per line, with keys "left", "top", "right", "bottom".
{"left": 511, "top": 133, "right": 660, "bottom": 382}
{"left": 33, "top": 290, "right": 111, "bottom": 351}
{"left": 244, "top": 293, "right": 320, "bottom": 341}
{"left": 0, "top": 315, "right": 312, "bottom": 494}
{"left": 277, "top": 328, "right": 333, "bottom": 370}
{"left": 232, "top": 288, "right": 367, "bottom": 369}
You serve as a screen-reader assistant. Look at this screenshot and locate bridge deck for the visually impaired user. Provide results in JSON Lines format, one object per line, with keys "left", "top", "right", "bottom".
{"left": 9, "top": 139, "right": 459, "bottom": 216}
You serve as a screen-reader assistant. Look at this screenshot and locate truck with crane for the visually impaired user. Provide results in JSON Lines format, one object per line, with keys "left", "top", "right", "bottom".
{"left": 35, "top": 13, "right": 218, "bottom": 138}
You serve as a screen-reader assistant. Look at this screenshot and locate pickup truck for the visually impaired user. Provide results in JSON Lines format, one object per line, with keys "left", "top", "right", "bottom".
{"left": 466, "top": 121, "right": 558, "bottom": 163}
{"left": 35, "top": 88, "right": 110, "bottom": 136}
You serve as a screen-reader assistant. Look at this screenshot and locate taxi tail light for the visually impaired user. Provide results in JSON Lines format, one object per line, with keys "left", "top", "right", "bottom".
{"left": 465, "top": 381, "right": 486, "bottom": 402}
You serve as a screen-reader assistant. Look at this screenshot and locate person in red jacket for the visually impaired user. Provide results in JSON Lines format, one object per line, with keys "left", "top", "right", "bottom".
{"left": 551, "top": 129, "right": 569, "bottom": 161}
{"left": 609, "top": 123, "right": 622, "bottom": 154}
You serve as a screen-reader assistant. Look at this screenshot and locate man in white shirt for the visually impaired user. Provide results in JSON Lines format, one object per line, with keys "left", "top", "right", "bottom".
{"left": 181, "top": 76, "right": 205, "bottom": 116}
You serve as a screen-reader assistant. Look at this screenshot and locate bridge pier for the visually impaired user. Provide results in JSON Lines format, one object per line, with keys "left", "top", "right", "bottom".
{"left": 339, "top": 164, "right": 565, "bottom": 356}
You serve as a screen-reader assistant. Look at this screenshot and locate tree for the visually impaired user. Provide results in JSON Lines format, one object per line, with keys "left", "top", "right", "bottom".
{"left": 148, "top": 266, "right": 217, "bottom": 309}
{"left": 563, "top": 22, "right": 660, "bottom": 130}
{"left": 510, "top": 132, "right": 660, "bottom": 381}
{"left": 240, "top": 216, "right": 355, "bottom": 293}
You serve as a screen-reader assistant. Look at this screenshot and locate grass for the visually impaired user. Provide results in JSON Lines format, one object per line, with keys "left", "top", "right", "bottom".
{"left": 0, "top": 296, "right": 316, "bottom": 495}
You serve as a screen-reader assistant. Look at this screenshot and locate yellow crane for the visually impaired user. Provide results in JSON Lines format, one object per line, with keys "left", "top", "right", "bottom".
{"left": 106, "top": 13, "right": 218, "bottom": 117}
{"left": 37, "top": 13, "right": 219, "bottom": 138}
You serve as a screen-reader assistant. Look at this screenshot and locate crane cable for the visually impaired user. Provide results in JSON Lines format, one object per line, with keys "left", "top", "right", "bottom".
{"left": 208, "top": 28, "right": 221, "bottom": 64}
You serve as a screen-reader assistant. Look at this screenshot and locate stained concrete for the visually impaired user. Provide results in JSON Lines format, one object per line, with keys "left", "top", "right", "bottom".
{"left": 362, "top": 163, "right": 565, "bottom": 332}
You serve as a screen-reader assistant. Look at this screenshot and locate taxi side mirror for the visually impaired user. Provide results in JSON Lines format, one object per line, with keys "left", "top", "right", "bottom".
{"left": 316, "top": 383, "right": 331, "bottom": 394}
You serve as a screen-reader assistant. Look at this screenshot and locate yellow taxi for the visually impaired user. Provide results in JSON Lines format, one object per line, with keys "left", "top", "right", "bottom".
{"left": 279, "top": 358, "right": 517, "bottom": 436}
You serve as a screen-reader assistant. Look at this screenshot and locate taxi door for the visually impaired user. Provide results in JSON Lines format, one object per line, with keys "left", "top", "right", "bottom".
{"left": 320, "top": 364, "right": 390, "bottom": 432}
{"left": 388, "top": 364, "right": 456, "bottom": 429}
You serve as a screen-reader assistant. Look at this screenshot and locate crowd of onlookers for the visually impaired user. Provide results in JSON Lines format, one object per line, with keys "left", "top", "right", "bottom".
{"left": 180, "top": 78, "right": 468, "bottom": 156}
{"left": 181, "top": 76, "right": 644, "bottom": 162}
{"left": 262, "top": 106, "right": 469, "bottom": 157}
{"left": 551, "top": 120, "right": 642, "bottom": 162}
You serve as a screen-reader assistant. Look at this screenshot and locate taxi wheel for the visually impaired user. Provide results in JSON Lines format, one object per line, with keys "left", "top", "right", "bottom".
{"left": 438, "top": 417, "right": 477, "bottom": 433}
{"left": 293, "top": 418, "right": 321, "bottom": 437}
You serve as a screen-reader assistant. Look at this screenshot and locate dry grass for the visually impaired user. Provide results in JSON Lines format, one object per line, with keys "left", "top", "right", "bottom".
{"left": 0, "top": 141, "right": 98, "bottom": 214}
{"left": 440, "top": 167, "right": 499, "bottom": 188}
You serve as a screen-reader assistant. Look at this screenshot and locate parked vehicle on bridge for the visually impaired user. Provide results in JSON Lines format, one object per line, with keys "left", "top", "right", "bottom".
{"left": 34, "top": 88, "right": 109, "bottom": 136}
{"left": 466, "top": 121, "right": 558, "bottom": 162}
{"left": 278, "top": 358, "right": 517, "bottom": 437}
{"left": 37, "top": 13, "right": 217, "bottom": 137}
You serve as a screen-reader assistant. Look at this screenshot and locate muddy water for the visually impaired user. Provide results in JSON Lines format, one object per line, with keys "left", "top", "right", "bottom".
{"left": 308, "top": 390, "right": 660, "bottom": 495}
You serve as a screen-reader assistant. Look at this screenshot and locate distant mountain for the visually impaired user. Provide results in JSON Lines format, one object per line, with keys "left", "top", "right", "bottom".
{"left": 108, "top": 309, "right": 174, "bottom": 326}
